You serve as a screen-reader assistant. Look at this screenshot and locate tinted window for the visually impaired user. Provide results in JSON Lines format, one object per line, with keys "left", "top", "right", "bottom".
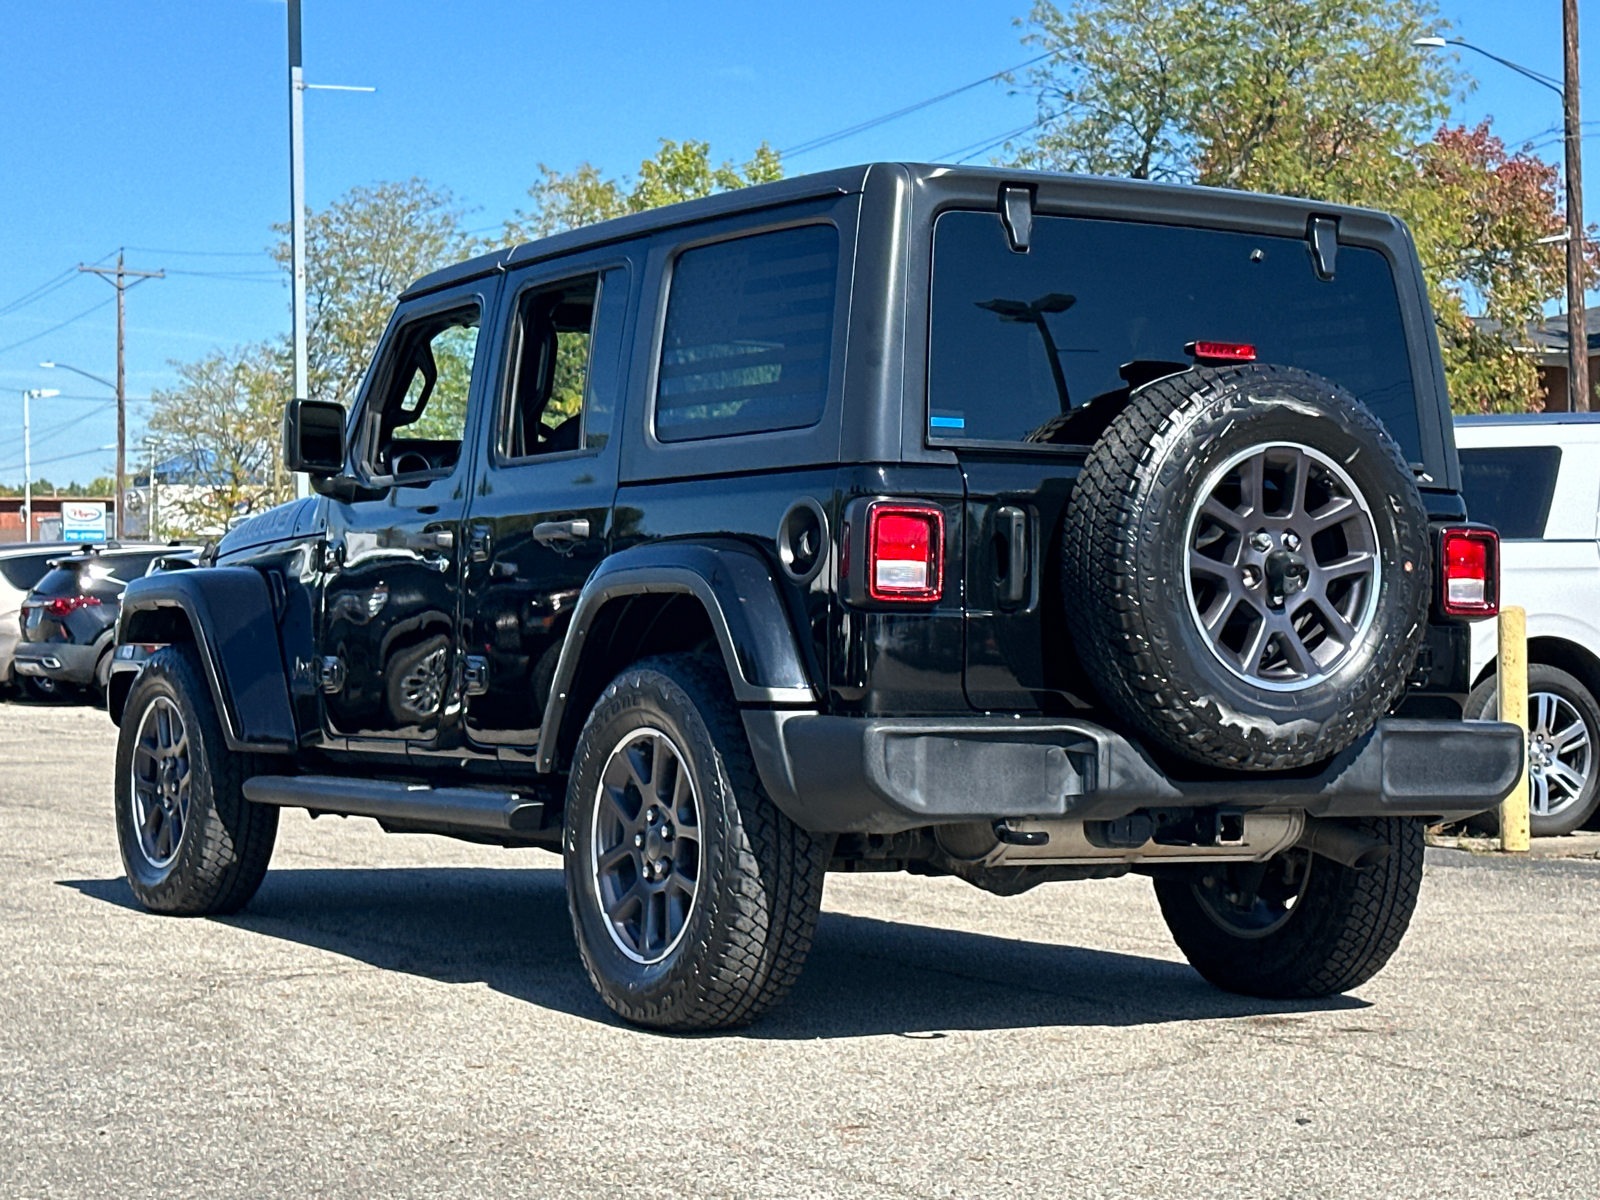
{"left": 1459, "top": 446, "right": 1562, "bottom": 539}
{"left": 929, "top": 212, "right": 1423, "bottom": 460}
{"left": 0, "top": 553, "right": 61, "bottom": 591}
{"left": 30, "top": 566, "right": 80, "bottom": 598}
{"left": 656, "top": 224, "right": 838, "bottom": 442}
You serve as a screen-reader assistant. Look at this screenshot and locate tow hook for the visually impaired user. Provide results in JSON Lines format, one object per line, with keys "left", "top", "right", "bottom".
{"left": 993, "top": 820, "right": 1049, "bottom": 847}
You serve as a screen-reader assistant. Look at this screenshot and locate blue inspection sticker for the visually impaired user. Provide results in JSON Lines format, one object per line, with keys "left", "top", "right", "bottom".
{"left": 929, "top": 412, "right": 966, "bottom": 431}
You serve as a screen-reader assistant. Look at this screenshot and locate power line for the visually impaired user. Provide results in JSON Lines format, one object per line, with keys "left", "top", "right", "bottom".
{"left": 780, "top": 51, "right": 1053, "bottom": 159}
{"left": 0, "top": 298, "right": 115, "bottom": 357}
{"left": 0, "top": 444, "right": 119, "bottom": 476}
{"left": 123, "top": 245, "right": 272, "bottom": 258}
{"left": 0, "top": 269, "right": 79, "bottom": 319}
{"left": 0, "top": 402, "right": 117, "bottom": 453}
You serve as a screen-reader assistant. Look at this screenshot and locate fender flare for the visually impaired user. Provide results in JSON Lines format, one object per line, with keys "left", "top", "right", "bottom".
{"left": 535, "top": 539, "right": 819, "bottom": 772}
{"left": 116, "top": 568, "right": 298, "bottom": 752}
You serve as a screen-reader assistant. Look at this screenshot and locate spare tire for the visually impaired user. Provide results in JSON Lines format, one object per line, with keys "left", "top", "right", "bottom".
{"left": 1063, "top": 364, "right": 1431, "bottom": 771}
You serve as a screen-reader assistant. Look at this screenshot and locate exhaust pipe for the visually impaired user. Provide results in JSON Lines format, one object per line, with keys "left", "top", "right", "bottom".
{"left": 1297, "top": 819, "right": 1393, "bottom": 870}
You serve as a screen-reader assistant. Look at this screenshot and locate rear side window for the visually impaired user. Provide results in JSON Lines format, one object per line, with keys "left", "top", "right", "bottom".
{"left": 928, "top": 211, "right": 1423, "bottom": 461}
{"left": 0, "top": 554, "right": 60, "bottom": 591}
{"left": 655, "top": 224, "right": 839, "bottom": 443}
{"left": 30, "top": 566, "right": 80, "bottom": 598}
{"left": 1459, "top": 446, "right": 1562, "bottom": 539}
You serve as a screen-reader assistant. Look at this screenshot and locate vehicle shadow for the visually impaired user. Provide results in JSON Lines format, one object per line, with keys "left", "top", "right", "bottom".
{"left": 61, "top": 866, "right": 1365, "bottom": 1037}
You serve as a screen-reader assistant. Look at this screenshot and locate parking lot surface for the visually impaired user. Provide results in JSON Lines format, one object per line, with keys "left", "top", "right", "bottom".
{"left": 2, "top": 702, "right": 1598, "bottom": 1199}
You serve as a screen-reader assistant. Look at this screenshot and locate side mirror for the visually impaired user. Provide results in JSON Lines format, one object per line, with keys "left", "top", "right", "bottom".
{"left": 283, "top": 399, "right": 346, "bottom": 477}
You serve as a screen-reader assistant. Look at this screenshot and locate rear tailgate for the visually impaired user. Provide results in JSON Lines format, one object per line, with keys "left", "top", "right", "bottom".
{"left": 927, "top": 207, "right": 1431, "bottom": 713}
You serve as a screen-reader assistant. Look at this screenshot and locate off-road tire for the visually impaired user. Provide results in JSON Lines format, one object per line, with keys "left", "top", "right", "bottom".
{"left": 1154, "top": 816, "right": 1424, "bottom": 998}
{"left": 564, "top": 654, "right": 827, "bottom": 1031}
{"left": 115, "top": 644, "right": 278, "bottom": 914}
{"left": 1063, "top": 364, "right": 1431, "bottom": 770}
{"left": 1467, "top": 664, "right": 1600, "bottom": 837}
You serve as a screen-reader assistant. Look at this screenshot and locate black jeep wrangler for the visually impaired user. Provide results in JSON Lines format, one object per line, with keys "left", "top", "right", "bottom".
{"left": 109, "top": 164, "right": 1523, "bottom": 1030}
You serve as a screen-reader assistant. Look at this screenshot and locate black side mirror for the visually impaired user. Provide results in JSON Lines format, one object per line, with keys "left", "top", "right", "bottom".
{"left": 283, "top": 399, "right": 346, "bottom": 476}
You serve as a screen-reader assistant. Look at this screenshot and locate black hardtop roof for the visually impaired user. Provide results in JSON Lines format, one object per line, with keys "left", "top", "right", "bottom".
{"left": 400, "top": 163, "right": 1407, "bottom": 301}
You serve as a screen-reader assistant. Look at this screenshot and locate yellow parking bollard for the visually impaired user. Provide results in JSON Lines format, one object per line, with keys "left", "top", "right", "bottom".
{"left": 1498, "top": 605, "right": 1530, "bottom": 853}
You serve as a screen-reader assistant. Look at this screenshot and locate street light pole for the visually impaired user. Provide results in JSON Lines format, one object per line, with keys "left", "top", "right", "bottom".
{"left": 1563, "top": 0, "right": 1588, "bottom": 412}
{"left": 288, "top": 0, "right": 309, "bottom": 422}
{"left": 20, "top": 389, "right": 61, "bottom": 544}
{"left": 1415, "top": 33, "right": 1586, "bottom": 412}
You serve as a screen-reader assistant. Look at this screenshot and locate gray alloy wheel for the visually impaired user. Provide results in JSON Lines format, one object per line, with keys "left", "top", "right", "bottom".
{"left": 1525, "top": 690, "right": 1594, "bottom": 823}
{"left": 1468, "top": 664, "right": 1600, "bottom": 838}
{"left": 589, "top": 726, "right": 704, "bottom": 965}
{"left": 1185, "top": 441, "right": 1381, "bottom": 691}
{"left": 129, "top": 695, "right": 192, "bottom": 869}
{"left": 1190, "top": 851, "right": 1315, "bottom": 940}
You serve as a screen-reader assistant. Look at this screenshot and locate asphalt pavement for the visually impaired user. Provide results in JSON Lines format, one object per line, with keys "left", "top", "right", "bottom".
{"left": 2, "top": 701, "right": 1598, "bottom": 1199}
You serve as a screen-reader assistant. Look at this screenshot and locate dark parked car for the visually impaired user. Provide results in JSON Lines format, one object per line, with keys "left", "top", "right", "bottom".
{"left": 15, "top": 544, "right": 199, "bottom": 700}
{"left": 108, "top": 164, "right": 1521, "bottom": 1030}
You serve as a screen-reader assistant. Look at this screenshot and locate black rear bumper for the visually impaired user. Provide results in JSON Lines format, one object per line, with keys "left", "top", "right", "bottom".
{"left": 743, "top": 713, "right": 1524, "bottom": 834}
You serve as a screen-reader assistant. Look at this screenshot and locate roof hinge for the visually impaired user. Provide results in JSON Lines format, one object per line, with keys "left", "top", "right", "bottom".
{"left": 1000, "top": 184, "right": 1034, "bottom": 253}
{"left": 1308, "top": 215, "right": 1339, "bottom": 282}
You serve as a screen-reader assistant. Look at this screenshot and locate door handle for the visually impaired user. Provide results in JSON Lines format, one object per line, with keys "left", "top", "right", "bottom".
{"left": 532, "top": 518, "right": 590, "bottom": 546}
{"left": 997, "top": 505, "right": 1028, "bottom": 606}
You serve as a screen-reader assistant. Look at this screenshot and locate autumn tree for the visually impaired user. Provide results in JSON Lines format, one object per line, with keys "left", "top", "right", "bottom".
{"left": 1012, "top": 0, "right": 1591, "bottom": 411}
{"left": 505, "top": 139, "right": 783, "bottom": 242}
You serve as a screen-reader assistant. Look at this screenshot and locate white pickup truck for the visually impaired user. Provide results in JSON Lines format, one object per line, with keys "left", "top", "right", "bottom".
{"left": 1457, "top": 413, "right": 1600, "bottom": 836}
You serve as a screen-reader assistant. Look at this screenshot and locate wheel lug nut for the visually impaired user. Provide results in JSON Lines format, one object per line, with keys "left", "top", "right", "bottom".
{"left": 1283, "top": 532, "right": 1301, "bottom": 551}
{"left": 1250, "top": 532, "right": 1272, "bottom": 551}
{"left": 1241, "top": 566, "right": 1260, "bottom": 587}
{"left": 656, "top": 857, "right": 671, "bottom": 877}
{"left": 634, "top": 833, "right": 645, "bottom": 849}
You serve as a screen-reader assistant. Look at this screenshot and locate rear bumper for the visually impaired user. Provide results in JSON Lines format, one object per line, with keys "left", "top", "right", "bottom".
{"left": 12, "top": 641, "right": 99, "bottom": 685}
{"left": 743, "top": 713, "right": 1525, "bottom": 834}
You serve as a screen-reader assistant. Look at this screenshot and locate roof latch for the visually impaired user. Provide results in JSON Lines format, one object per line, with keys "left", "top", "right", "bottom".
{"left": 1000, "top": 185, "right": 1034, "bottom": 253}
{"left": 1308, "top": 215, "right": 1339, "bottom": 282}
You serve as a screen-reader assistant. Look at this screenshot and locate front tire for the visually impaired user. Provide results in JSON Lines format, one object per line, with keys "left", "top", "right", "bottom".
{"left": 1154, "top": 817, "right": 1424, "bottom": 998}
{"left": 115, "top": 645, "right": 278, "bottom": 915}
{"left": 564, "top": 654, "right": 827, "bottom": 1031}
{"left": 1468, "top": 664, "right": 1600, "bottom": 837}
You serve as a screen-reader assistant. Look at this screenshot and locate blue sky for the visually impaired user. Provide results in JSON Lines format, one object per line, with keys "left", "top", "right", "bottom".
{"left": 0, "top": 0, "right": 1593, "bottom": 485}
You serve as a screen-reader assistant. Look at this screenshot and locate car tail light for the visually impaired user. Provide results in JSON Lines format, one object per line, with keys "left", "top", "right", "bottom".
{"left": 1185, "top": 340, "right": 1257, "bottom": 364}
{"left": 34, "top": 595, "right": 102, "bottom": 618}
{"left": 868, "top": 504, "right": 944, "bottom": 602}
{"left": 1440, "top": 527, "right": 1498, "bottom": 618}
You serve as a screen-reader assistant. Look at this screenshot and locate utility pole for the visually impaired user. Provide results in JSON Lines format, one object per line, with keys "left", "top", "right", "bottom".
{"left": 1564, "top": 0, "right": 1588, "bottom": 413}
{"left": 79, "top": 252, "right": 163, "bottom": 538}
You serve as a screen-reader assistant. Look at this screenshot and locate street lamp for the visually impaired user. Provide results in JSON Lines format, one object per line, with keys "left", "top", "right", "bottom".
{"left": 19, "top": 389, "right": 61, "bottom": 543}
{"left": 1415, "top": 29, "right": 1588, "bottom": 412}
{"left": 38, "top": 361, "right": 115, "bottom": 393}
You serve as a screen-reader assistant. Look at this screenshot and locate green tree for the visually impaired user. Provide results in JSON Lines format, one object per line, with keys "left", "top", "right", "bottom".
{"left": 505, "top": 139, "right": 783, "bottom": 242}
{"left": 146, "top": 344, "right": 288, "bottom": 536}
{"left": 1012, "top": 0, "right": 1591, "bottom": 412}
{"left": 272, "top": 177, "right": 479, "bottom": 409}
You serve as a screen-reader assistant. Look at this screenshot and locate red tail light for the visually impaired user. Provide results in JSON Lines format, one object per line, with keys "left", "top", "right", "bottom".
{"left": 868, "top": 504, "right": 944, "bottom": 602}
{"left": 1440, "top": 527, "right": 1498, "bottom": 618}
{"left": 32, "top": 595, "right": 102, "bottom": 618}
{"left": 1185, "top": 340, "right": 1257, "bottom": 364}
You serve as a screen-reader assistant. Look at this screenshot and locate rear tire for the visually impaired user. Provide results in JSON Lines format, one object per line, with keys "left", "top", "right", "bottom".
{"left": 1154, "top": 817, "right": 1424, "bottom": 998}
{"left": 564, "top": 654, "right": 827, "bottom": 1031}
{"left": 115, "top": 645, "right": 278, "bottom": 915}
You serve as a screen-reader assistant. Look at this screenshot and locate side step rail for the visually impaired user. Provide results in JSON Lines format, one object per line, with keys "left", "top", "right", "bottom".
{"left": 242, "top": 775, "right": 548, "bottom": 833}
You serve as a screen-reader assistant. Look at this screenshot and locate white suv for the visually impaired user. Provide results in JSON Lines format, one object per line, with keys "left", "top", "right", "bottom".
{"left": 1457, "top": 414, "right": 1600, "bottom": 836}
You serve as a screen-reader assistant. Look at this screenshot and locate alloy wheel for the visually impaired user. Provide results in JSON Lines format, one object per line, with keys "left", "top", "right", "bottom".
{"left": 1185, "top": 442, "right": 1381, "bottom": 691}
{"left": 130, "top": 695, "right": 192, "bottom": 869}
{"left": 1526, "top": 690, "right": 1594, "bottom": 819}
{"left": 1192, "top": 851, "right": 1314, "bottom": 939}
{"left": 589, "top": 727, "right": 703, "bottom": 965}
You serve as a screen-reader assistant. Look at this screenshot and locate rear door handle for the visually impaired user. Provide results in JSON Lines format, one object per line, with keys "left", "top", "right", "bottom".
{"left": 532, "top": 518, "right": 590, "bottom": 546}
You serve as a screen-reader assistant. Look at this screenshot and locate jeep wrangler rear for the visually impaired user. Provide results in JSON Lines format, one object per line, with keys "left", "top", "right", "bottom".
{"left": 108, "top": 164, "right": 1523, "bottom": 1030}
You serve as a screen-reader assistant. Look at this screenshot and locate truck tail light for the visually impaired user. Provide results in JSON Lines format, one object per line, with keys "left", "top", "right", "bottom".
{"left": 868, "top": 504, "right": 944, "bottom": 602}
{"left": 1440, "top": 527, "right": 1498, "bottom": 618}
{"left": 30, "top": 595, "right": 102, "bottom": 618}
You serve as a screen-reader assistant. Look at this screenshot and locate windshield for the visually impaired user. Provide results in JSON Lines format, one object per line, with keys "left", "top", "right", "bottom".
{"left": 928, "top": 211, "right": 1423, "bottom": 461}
